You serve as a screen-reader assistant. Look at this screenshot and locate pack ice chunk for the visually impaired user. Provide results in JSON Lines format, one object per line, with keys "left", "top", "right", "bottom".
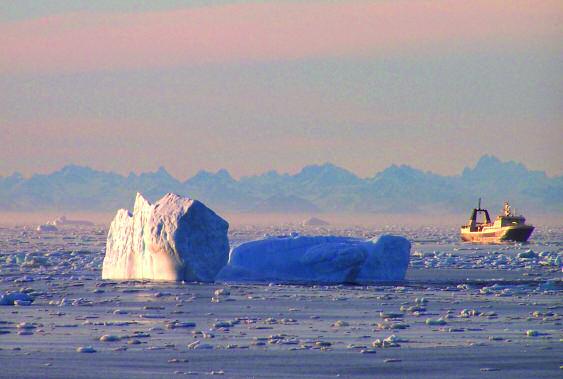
{"left": 0, "top": 292, "right": 33, "bottom": 306}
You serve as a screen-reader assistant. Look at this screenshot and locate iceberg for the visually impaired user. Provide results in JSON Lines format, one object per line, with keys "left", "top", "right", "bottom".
{"left": 52, "top": 216, "right": 94, "bottom": 226}
{"left": 356, "top": 235, "right": 412, "bottom": 282}
{"left": 102, "top": 193, "right": 229, "bottom": 282}
{"left": 216, "top": 234, "right": 410, "bottom": 284}
{"left": 302, "top": 217, "right": 330, "bottom": 227}
{"left": 36, "top": 224, "right": 58, "bottom": 232}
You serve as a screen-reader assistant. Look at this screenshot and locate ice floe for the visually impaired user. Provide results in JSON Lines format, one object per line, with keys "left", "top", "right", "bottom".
{"left": 0, "top": 292, "right": 33, "bottom": 306}
{"left": 0, "top": 221, "right": 561, "bottom": 378}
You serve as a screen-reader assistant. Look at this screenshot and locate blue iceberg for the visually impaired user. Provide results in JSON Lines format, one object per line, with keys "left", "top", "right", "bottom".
{"left": 217, "top": 234, "right": 410, "bottom": 284}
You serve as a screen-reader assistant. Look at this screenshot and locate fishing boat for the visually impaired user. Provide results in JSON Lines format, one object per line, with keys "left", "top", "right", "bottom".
{"left": 460, "top": 199, "right": 534, "bottom": 243}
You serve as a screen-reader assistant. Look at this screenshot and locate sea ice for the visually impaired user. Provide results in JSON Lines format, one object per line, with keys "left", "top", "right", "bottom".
{"left": 216, "top": 234, "right": 410, "bottom": 284}
{"left": 102, "top": 193, "right": 229, "bottom": 282}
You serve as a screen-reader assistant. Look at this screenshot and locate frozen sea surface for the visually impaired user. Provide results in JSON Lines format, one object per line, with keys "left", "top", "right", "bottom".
{"left": 0, "top": 224, "right": 561, "bottom": 378}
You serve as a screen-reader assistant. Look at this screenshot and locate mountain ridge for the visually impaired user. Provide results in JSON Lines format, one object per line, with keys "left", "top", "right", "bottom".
{"left": 1, "top": 156, "right": 561, "bottom": 214}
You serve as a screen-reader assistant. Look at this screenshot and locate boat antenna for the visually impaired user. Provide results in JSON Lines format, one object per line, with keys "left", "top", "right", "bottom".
{"left": 478, "top": 197, "right": 481, "bottom": 209}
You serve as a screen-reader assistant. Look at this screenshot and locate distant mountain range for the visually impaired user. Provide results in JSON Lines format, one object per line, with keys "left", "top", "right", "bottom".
{"left": 0, "top": 156, "right": 561, "bottom": 214}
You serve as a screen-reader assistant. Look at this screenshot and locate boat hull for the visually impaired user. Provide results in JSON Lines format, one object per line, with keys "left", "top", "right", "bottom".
{"left": 460, "top": 225, "right": 534, "bottom": 243}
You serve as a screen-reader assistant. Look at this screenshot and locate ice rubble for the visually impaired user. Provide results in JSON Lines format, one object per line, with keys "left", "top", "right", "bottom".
{"left": 102, "top": 193, "right": 229, "bottom": 282}
{"left": 217, "top": 234, "right": 410, "bottom": 284}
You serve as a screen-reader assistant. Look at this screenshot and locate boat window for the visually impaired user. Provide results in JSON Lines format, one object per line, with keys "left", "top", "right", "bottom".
{"left": 476, "top": 212, "right": 488, "bottom": 224}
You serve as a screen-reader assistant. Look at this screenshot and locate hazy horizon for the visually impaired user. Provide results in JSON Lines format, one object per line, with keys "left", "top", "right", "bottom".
{"left": 1, "top": 0, "right": 562, "bottom": 180}
{"left": 2, "top": 210, "right": 562, "bottom": 228}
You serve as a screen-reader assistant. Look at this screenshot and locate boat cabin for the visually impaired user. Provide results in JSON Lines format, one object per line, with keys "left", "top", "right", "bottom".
{"left": 492, "top": 201, "right": 526, "bottom": 227}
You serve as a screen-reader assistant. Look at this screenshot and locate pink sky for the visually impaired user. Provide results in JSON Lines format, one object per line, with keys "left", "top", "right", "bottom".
{"left": 1, "top": 0, "right": 562, "bottom": 179}
{"left": 1, "top": 0, "right": 562, "bottom": 74}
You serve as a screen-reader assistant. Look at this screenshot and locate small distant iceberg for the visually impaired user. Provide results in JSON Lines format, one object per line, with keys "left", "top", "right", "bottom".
{"left": 217, "top": 234, "right": 410, "bottom": 284}
{"left": 302, "top": 216, "right": 330, "bottom": 227}
{"left": 102, "top": 193, "right": 229, "bottom": 282}
{"left": 36, "top": 224, "right": 58, "bottom": 232}
{"left": 52, "top": 216, "right": 94, "bottom": 226}
{"left": 37, "top": 216, "right": 93, "bottom": 232}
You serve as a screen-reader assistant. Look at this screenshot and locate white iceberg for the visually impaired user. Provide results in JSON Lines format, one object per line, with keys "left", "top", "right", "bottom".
{"left": 102, "top": 193, "right": 229, "bottom": 282}
{"left": 52, "top": 216, "right": 94, "bottom": 226}
{"left": 216, "top": 234, "right": 410, "bottom": 284}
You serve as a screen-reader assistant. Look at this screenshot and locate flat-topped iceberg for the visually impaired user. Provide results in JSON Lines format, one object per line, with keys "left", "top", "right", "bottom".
{"left": 216, "top": 234, "right": 410, "bottom": 284}
{"left": 36, "top": 224, "right": 58, "bottom": 232}
{"left": 52, "top": 216, "right": 94, "bottom": 226}
{"left": 102, "top": 193, "right": 229, "bottom": 282}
